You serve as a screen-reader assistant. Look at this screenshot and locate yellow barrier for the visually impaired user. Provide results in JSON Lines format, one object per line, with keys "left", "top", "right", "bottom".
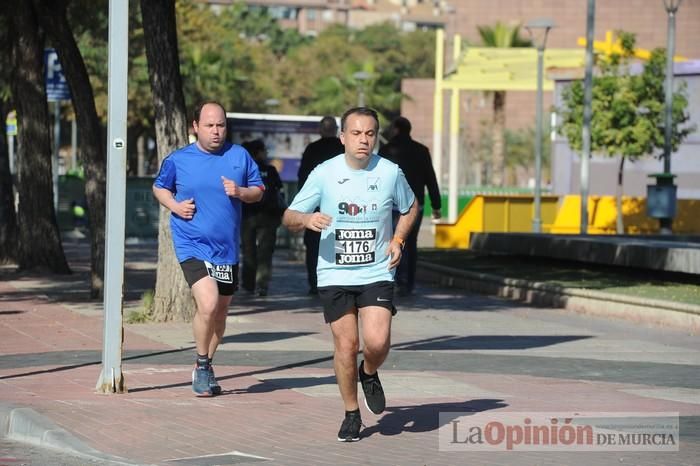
{"left": 434, "top": 194, "right": 700, "bottom": 248}
{"left": 551, "top": 195, "right": 700, "bottom": 234}
{"left": 435, "top": 195, "right": 559, "bottom": 248}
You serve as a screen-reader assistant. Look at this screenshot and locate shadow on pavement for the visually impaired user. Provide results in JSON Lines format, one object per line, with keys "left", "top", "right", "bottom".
{"left": 233, "top": 375, "right": 336, "bottom": 394}
{"left": 221, "top": 331, "right": 317, "bottom": 344}
{"left": 361, "top": 398, "right": 509, "bottom": 438}
{"left": 392, "top": 334, "right": 592, "bottom": 351}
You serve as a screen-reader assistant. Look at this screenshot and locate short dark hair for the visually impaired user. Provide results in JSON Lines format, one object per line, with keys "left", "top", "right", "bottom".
{"left": 242, "top": 139, "right": 266, "bottom": 157}
{"left": 340, "top": 107, "right": 379, "bottom": 132}
{"left": 391, "top": 116, "right": 412, "bottom": 135}
{"left": 319, "top": 116, "right": 338, "bottom": 137}
{"left": 193, "top": 101, "right": 226, "bottom": 123}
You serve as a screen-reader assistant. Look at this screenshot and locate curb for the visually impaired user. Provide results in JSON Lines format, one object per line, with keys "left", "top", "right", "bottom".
{"left": 417, "top": 260, "right": 700, "bottom": 333}
{"left": 0, "top": 402, "right": 139, "bottom": 465}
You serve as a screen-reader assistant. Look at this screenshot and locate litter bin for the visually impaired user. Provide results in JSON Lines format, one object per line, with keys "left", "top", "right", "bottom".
{"left": 646, "top": 174, "right": 677, "bottom": 219}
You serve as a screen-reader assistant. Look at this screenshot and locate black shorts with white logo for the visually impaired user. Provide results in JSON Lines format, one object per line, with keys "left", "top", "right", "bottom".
{"left": 180, "top": 258, "right": 238, "bottom": 296}
{"left": 317, "top": 281, "right": 396, "bottom": 324}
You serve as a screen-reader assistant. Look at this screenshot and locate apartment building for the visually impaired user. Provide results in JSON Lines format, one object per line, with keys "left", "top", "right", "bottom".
{"left": 204, "top": 0, "right": 451, "bottom": 35}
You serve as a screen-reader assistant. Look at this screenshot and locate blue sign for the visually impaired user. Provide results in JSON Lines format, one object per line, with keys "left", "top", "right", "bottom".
{"left": 44, "top": 48, "right": 71, "bottom": 101}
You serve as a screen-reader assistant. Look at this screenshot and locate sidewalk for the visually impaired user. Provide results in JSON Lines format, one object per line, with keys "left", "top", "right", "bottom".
{"left": 1, "top": 239, "right": 699, "bottom": 465}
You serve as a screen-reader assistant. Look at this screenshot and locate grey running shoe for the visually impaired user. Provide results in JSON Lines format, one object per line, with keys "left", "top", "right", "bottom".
{"left": 359, "top": 360, "right": 385, "bottom": 414}
{"left": 337, "top": 411, "right": 362, "bottom": 442}
{"left": 208, "top": 365, "right": 222, "bottom": 395}
{"left": 192, "top": 366, "right": 212, "bottom": 396}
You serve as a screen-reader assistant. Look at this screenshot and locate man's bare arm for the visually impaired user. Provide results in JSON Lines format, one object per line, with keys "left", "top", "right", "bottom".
{"left": 153, "top": 186, "right": 195, "bottom": 219}
{"left": 283, "top": 209, "right": 332, "bottom": 233}
{"left": 394, "top": 200, "right": 419, "bottom": 242}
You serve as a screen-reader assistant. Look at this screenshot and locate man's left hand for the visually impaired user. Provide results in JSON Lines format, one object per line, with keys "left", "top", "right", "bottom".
{"left": 222, "top": 176, "right": 240, "bottom": 198}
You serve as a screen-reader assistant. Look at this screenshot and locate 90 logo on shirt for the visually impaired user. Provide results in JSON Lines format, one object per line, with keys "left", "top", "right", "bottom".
{"left": 338, "top": 201, "right": 378, "bottom": 217}
{"left": 338, "top": 202, "right": 364, "bottom": 216}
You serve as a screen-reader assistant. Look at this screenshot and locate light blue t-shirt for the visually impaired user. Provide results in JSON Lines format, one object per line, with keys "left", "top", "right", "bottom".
{"left": 288, "top": 153, "right": 415, "bottom": 287}
{"left": 153, "top": 142, "right": 263, "bottom": 265}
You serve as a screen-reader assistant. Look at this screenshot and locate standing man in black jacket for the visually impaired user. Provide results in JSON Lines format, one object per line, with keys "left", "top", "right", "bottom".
{"left": 297, "top": 116, "right": 344, "bottom": 294}
{"left": 380, "top": 116, "right": 441, "bottom": 296}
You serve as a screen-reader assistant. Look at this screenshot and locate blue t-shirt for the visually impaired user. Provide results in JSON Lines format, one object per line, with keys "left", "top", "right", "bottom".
{"left": 288, "top": 153, "right": 415, "bottom": 287}
{"left": 153, "top": 142, "right": 263, "bottom": 265}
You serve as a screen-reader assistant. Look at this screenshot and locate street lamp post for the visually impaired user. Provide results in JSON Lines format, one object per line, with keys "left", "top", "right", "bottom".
{"left": 353, "top": 71, "right": 370, "bottom": 106}
{"left": 663, "top": 0, "right": 682, "bottom": 175}
{"left": 648, "top": 0, "right": 682, "bottom": 235}
{"left": 526, "top": 18, "right": 555, "bottom": 233}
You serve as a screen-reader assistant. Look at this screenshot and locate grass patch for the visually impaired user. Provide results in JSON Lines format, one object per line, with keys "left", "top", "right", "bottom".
{"left": 125, "top": 290, "right": 155, "bottom": 324}
{"left": 419, "top": 249, "right": 700, "bottom": 306}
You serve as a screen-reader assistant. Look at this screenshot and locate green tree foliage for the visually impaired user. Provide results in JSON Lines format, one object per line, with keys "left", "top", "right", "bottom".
{"left": 67, "top": 2, "right": 434, "bottom": 130}
{"left": 560, "top": 32, "right": 692, "bottom": 163}
{"left": 559, "top": 31, "right": 694, "bottom": 232}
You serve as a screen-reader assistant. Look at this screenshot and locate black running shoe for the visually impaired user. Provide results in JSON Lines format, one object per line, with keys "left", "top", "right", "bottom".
{"left": 337, "top": 411, "right": 362, "bottom": 442}
{"left": 359, "top": 360, "right": 385, "bottom": 415}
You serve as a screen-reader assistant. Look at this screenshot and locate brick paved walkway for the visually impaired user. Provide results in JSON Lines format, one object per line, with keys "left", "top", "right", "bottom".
{"left": 1, "top": 240, "right": 699, "bottom": 465}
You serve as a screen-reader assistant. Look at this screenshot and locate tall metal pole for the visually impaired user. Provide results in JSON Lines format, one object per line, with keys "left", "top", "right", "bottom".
{"left": 448, "top": 34, "right": 461, "bottom": 224}
{"left": 663, "top": 0, "right": 680, "bottom": 174}
{"left": 96, "top": 0, "right": 129, "bottom": 394}
{"left": 433, "top": 29, "right": 444, "bottom": 191}
{"left": 580, "top": 0, "right": 596, "bottom": 235}
{"left": 533, "top": 46, "right": 544, "bottom": 233}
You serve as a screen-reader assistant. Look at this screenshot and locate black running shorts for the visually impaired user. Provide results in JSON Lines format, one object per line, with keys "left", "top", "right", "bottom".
{"left": 180, "top": 258, "right": 238, "bottom": 296}
{"left": 318, "top": 281, "right": 396, "bottom": 323}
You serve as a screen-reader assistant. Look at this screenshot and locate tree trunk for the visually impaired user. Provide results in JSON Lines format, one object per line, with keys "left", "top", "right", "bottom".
{"left": 491, "top": 91, "right": 506, "bottom": 187}
{"left": 0, "top": 100, "right": 19, "bottom": 264}
{"left": 616, "top": 156, "right": 625, "bottom": 234}
{"left": 140, "top": 0, "right": 195, "bottom": 322}
{"left": 9, "top": 3, "right": 70, "bottom": 273}
{"left": 34, "top": 0, "right": 106, "bottom": 297}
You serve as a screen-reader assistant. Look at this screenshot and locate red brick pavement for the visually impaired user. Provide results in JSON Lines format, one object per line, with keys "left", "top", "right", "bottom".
{"left": 2, "top": 279, "right": 699, "bottom": 466}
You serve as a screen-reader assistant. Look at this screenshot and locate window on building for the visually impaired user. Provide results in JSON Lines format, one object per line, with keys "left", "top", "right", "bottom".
{"left": 268, "top": 6, "right": 298, "bottom": 20}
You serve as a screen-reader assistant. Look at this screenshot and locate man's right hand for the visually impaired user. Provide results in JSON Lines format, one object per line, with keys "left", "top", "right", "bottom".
{"left": 304, "top": 211, "right": 332, "bottom": 232}
{"left": 175, "top": 198, "right": 196, "bottom": 219}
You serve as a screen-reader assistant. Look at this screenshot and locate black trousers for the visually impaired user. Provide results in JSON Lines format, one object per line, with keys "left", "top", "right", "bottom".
{"left": 393, "top": 208, "right": 424, "bottom": 292}
{"left": 303, "top": 229, "right": 321, "bottom": 291}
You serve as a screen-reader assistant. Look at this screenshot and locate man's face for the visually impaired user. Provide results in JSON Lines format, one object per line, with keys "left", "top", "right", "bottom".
{"left": 340, "top": 113, "right": 378, "bottom": 164}
{"left": 193, "top": 103, "right": 226, "bottom": 153}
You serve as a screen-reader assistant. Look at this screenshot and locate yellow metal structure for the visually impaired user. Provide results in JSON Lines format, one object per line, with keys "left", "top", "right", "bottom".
{"left": 435, "top": 195, "right": 559, "bottom": 248}
{"left": 551, "top": 195, "right": 700, "bottom": 234}
{"left": 443, "top": 47, "right": 586, "bottom": 91}
{"left": 576, "top": 30, "right": 687, "bottom": 62}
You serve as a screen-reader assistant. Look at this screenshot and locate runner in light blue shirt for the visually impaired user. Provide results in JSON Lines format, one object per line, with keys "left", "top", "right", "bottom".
{"left": 283, "top": 107, "right": 418, "bottom": 442}
{"left": 288, "top": 153, "right": 414, "bottom": 287}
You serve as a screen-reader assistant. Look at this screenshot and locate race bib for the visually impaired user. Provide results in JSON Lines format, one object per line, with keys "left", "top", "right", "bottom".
{"left": 204, "top": 261, "right": 234, "bottom": 283}
{"left": 334, "top": 228, "right": 376, "bottom": 265}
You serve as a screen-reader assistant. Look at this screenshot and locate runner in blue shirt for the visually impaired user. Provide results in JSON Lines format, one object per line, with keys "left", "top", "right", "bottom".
{"left": 283, "top": 107, "right": 418, "bottom": 441}
{"left": 153, "top": 101, "right": 263, "bottom": 397}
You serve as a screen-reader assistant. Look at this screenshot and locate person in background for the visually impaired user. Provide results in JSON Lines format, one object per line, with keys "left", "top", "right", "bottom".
{"left": 241, "top": 139, "right": 284, "bottom": 297}
{"left": 153, "top": 101, "right": 264, "bottom": 397}
{"left": 297, "top": 116, "right": 344, "bottom": 295}
{"left": 380, "top": 116, "right": 441, "bottom": 296}
{"left": 70, "top": 201, "right": 87, "bottom": 229}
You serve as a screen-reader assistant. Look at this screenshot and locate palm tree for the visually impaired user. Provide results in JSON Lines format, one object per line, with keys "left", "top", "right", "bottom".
{"left": 477, "top": 22, "right": 531, "bottom": 187}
